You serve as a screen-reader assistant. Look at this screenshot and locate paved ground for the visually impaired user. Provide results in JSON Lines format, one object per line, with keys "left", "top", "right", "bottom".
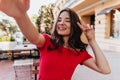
{"left": 0, "top": 50, "right": 120, "bottom": 80}
{"left": 72, "top": 50, "right": 120, "bottom": 80}
{"left": 0, "top": 60, "right": 15, "bottom": 80}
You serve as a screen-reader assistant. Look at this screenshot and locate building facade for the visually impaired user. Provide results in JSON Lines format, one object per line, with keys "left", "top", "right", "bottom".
{"left": 53, "top": 0, "right": 120, "bottom": 52}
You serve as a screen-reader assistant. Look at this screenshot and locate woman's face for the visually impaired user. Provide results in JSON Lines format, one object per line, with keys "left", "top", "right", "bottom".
{"left": 56, "top": 11, "right": 71, "bottom": 36}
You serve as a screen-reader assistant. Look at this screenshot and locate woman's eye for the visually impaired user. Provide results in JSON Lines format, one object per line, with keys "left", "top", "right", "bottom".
{"left": 66, "top": 20, "right": 70, "bottom": 22}
{"left": 57, "top": 20, "right": 61, "bottom": 22}
{"left": 57, "top": 19, "right": 70, "bottom": 22}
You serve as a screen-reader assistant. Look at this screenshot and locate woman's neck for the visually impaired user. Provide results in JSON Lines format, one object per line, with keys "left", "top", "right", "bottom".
{"left": 63, "top": 36, "right": 69, "bottom": 48}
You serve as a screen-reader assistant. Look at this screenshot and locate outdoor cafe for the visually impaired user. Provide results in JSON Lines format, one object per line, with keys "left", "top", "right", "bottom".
{"left": 0, "top": 41, "right": 40, "bottom": 80}
{"left": 0, "top": 42, "right": 39, "bottom": 60}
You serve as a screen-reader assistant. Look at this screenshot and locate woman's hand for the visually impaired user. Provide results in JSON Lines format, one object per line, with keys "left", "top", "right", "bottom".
{"left": 77, "top": 20, "right": 95, "bottom": 43}
{"left": 0, "top": 0, "right": 30, "bottom": 18}
{"left": 78, "top": 19, "right": 111, "bottom": 74}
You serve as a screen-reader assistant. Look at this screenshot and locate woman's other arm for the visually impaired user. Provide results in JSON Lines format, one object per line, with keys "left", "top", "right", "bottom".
{"left": 77, "top": 21, "right": 111, "bottom": 74}
{"left": 0, "top": 0, "right": 45, "bottom": 47}
{"left": 15, "top": 14, "right": 45, "bottom": 47}
{"left": 83, "top": 39, "right": 111, "bottom": 74}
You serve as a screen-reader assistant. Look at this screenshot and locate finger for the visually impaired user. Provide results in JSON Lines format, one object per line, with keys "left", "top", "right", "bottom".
{"left": 77, "top": 22, "right": 84, "bottom": 30}
{"left": 79, "top": 18, "right": 86, "bottom": 26}
{"left": 87, "top": 24, "right": 94, "bottom": 30}
{"left": 77, "top": 22, "right": 87, "bottom": 31}
{"left": 90, "top": 25, "right": 94, "bottom": 29}
{"left": 86, "top": 24, "right": 90, "bottom": 29}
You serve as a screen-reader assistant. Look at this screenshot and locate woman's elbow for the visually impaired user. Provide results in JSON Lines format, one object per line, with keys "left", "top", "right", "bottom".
{"left": 101, "top": 69, "right": 111, "bottom": 74}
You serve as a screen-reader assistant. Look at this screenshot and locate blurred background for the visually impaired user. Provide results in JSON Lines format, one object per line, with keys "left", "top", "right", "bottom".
{"left": 0, "top": 0, "right": 120, "bottom": 80}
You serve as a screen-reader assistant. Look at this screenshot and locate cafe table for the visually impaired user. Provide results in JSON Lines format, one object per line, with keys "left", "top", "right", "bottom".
{"left": 0, "top": 43, "right": 38, "bottom": 60}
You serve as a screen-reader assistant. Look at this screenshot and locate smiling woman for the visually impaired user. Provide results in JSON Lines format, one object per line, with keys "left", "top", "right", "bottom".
{"left": 0, "top": 0, "right": 111, "bottom": 80}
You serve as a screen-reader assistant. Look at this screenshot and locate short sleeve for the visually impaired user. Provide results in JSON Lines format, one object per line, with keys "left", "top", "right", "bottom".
{"left": 37, "top": 34, "right": 51, "bottom": 49}
{"left": 80, "top": 50, "right": 92, "bottom": 65}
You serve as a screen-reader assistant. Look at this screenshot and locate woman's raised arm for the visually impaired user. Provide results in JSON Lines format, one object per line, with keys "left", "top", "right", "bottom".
{"left": 77, "top": 21, "right": 111, "bottom": 74}
{"left": 0, "top": 0, "right": 45, "bottom": 47}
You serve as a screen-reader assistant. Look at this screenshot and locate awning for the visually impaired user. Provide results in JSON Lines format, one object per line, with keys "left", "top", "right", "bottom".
{"left": 97, "top": 7, "right": 114, "bottom": 15}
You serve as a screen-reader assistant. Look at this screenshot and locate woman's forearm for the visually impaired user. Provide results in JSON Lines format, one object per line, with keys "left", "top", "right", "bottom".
{"left": 14, "top": 13, "right": 43, "bottom": 45}
{"left": 89, "top": 40, "right": 111, "bottom": 73}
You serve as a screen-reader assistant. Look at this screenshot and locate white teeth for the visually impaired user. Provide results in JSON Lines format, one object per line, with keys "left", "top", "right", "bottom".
{"left": 58, "top": 27, "right": 66, "bottom": 30}
{"left": 59, "top": 27, "right": 65, "bottom": 30}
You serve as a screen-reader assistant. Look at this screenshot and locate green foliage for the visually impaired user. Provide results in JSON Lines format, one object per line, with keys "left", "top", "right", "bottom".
{"left": 44, "top": 18, "right": 51, "bottom": 24}
{"left": 10, "top": 36, "right": 15, "bottom": 42}
{"left": 0, "top": 37, "right": 2, "bottom": 42}
{"left": 0, "top": 19, "right": 20, "bottom": 37}
{"left": 0, "top": 35, "right": 15, "bottom": 42}
{"left": 36, "top": 3, "right": 54, "bottom": 34}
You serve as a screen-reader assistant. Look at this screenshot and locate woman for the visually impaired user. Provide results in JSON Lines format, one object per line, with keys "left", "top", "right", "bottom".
{"left": 0, "top": 0, "right": 111, "bottom": 80}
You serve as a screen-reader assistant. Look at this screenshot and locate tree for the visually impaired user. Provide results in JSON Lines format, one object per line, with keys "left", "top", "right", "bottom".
{"left": 36, "top": 3, "right": 54, "bottom": 34}
{"left": 1, "top": 19, "right": 19, "bottom": 35}
{"left": 0, "top": 19, "right": 19, "bottom": 42}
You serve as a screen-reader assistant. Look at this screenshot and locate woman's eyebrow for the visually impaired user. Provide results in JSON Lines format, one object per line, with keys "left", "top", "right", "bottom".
{"left": 58, "top": 17, "right": 70, "bottom": 20}
{"left": 66, "top": 17, "right": 70, "bottom": 19}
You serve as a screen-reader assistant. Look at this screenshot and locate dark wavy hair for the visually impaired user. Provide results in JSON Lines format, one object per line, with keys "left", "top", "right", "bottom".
{"left": 48, "top": 8, "right": 87, "bottom": 55}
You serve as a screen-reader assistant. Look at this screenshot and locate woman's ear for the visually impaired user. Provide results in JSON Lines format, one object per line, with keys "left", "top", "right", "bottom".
{"left": 80, "top": 32, "right": 88, "bottom": 44}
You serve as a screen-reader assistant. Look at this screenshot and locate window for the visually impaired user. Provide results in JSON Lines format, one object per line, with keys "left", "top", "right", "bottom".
{"left": 109, "top": 9, "right": 120, "bottom": 39}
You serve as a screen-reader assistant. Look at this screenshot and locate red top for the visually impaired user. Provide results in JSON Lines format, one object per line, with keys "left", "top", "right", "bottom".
{"left": 37, "top": 34, "right": 92, "bottom": 80}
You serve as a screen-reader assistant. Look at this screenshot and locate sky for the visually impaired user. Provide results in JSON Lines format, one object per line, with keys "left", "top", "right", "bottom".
{"left": 27, "top": 0, "right": 56, "bottom": 17}
{"left": 0, "top": 0, "right": 56, "bottom": 21}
